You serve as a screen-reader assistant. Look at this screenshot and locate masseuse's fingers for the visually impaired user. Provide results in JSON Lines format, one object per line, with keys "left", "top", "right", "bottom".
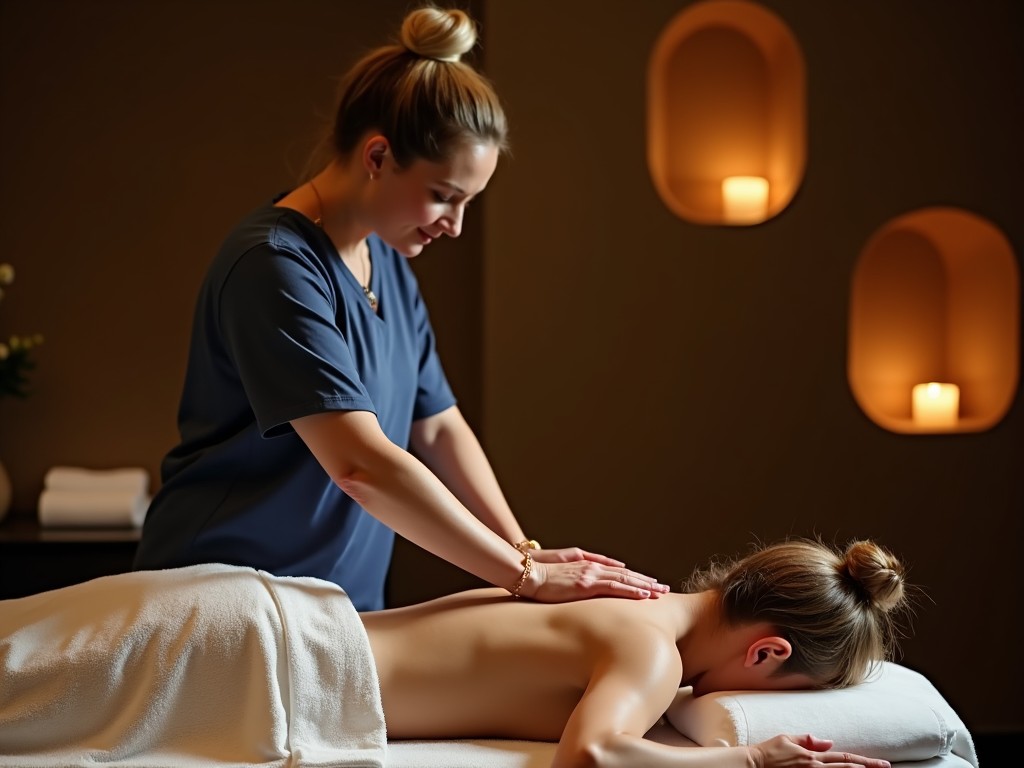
{"left": 531, "top": 548, "right": 669, "bottom": 594}
{"left": 525, "top": 560, "right": 670, "bottom": 603}
{"left": 530, "top": 546, "right": 625, "bottom": 567}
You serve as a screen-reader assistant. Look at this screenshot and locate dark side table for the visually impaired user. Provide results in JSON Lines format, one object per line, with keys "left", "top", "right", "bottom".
{"left": 0, "top": 515, "right": 140, "bottom": 599}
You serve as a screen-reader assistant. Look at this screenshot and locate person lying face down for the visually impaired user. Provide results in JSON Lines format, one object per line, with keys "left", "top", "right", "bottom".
{"left": 0, "top": 538, "right": 907, "bottom": 767}
{"left": 363, "top": 538, "right": 909, "bottom": 768}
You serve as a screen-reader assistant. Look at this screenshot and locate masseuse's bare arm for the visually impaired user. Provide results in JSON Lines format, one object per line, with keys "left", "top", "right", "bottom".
{"left": 553, "top": 631, "right": 891, "bottom": 768}
{"left": 293, "top": 410, "right": 664, "bottom": 601}
{"left": 410, "top": 406, "right": 653, "bottom": 576}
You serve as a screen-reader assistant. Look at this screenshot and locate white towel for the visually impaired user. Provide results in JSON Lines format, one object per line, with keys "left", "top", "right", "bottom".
{"left": 664, "top": 661, "right": 978, "bottom": 767}
{"left": 43, "top": 466, "right": 149, "bottom": 495}
{"left": 37, "top": 488, "right": 149, "bottom": 527}
{"left": 0, "top": 564, "right": 387, "bottom": 768}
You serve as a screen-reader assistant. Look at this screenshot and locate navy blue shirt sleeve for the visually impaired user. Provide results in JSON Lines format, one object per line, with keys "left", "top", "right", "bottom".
{"left": 219, "top": 242, "right": 377, "bottom": 437}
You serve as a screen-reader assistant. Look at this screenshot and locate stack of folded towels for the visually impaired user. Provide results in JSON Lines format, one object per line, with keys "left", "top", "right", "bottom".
{"left": 37, "top": 466, "right": 151, "bottom": 528}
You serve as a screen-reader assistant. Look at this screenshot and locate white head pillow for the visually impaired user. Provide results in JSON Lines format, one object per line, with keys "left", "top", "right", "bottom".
{"left": 664, "top": 662, "right": 978, "bottom": 767}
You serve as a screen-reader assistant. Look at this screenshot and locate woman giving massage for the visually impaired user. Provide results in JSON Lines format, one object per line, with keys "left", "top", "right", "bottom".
{"left": 0, "top": 538, "right": 908, "bottom": 768}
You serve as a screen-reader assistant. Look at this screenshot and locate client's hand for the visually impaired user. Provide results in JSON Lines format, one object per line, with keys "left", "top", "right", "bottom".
{"left": 751, "top": 734, "right": 891, "bottom": 768}
{"left": 523, "top": 551, "right": 670, "bottom": 602}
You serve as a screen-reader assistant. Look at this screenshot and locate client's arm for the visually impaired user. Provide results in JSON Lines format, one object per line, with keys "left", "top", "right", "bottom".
{"left": 552, "top": 630, "right": 891, "bottom": 768}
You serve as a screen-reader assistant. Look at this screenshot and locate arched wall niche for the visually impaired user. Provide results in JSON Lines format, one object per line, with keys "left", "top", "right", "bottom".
{"left": 848, "top": 207, "right": 1020, "bottom": 434}
{"left": 647, "top": 0, "right": 806, "bottom": 226}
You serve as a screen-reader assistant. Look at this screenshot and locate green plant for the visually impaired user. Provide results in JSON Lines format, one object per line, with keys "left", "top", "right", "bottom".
{"left": 0, "top": 263, "right": 44, "bottom": 398}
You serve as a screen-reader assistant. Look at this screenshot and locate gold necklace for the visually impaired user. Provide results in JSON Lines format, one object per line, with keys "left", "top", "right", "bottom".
{"left": 308, "top": 181, "right": 379, "bottom": 312}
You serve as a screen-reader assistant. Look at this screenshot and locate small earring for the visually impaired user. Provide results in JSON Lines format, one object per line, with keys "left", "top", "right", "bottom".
{"left": 369, "top": 171, "right": 378, "bottom": 181}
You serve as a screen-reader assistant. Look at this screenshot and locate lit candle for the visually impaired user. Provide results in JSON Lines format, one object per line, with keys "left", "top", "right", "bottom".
{"left": 722, "top": 176, "right": 769, "bottom": 224}
{"left": 912, "top": 382, "right": 959, "bottom": 428}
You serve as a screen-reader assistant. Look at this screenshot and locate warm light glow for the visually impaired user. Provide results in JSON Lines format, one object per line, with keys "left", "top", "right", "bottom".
{"left": 912, "top": 382, "right": 959, "bottom": 428}
{"left": 722, "top": 176, "right": 769, "bottom": 224}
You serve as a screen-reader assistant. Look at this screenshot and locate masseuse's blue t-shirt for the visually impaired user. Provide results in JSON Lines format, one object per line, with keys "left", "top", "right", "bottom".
{"left": 134, "top": 200, "right": 456, "bottom": 610}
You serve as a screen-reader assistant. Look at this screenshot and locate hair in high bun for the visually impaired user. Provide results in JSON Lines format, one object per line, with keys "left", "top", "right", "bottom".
{"left": 684, "top": 537, "right": 911, "bottom": 688}
{"left": 400, "top": 6, "right": 477, "bottom": 62}
{"left": 328, "top": 5, "right": 507, "bottom": 168}
{"left": 842, "top": 539, "right": 906, "bottom": 612}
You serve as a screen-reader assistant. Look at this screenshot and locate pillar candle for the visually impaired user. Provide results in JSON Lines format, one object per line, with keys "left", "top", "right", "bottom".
{"left": 912, "top": 382, "right": 959, "bottom": 428}
{"left": 722, "top": 176, "right": 769, "bottom": 224}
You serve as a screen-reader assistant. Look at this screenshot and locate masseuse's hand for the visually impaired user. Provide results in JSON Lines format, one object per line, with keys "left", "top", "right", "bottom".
{"left": 523, "top": 549, "right": 670, "bottom": 602}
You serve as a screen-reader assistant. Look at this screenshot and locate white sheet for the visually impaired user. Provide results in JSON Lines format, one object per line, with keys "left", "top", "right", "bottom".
{"left": 0, "top": 564, "right": 387, "bottom": 768}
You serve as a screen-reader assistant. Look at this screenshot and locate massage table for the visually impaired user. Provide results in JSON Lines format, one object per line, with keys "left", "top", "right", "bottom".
{"left": 389, "top": 728, "right": 975, "bottom": 768}
{"left": 0, "top": 565, "right": 978, "bottom": 768}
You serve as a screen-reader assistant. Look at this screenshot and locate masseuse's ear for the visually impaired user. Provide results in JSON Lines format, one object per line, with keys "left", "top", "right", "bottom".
{"left": 744, "top": 636, "right": 793, "bottom": 670}
{"left": 363, "top": 135, "right": 390, "bottom": 178}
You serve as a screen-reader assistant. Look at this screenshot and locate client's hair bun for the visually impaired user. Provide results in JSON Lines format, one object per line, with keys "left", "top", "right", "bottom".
{"left": 401, "top": 6, "right": 477, "bottom": 62}
{"left": 842, "top": 540, "right": 906, "bottom": 612}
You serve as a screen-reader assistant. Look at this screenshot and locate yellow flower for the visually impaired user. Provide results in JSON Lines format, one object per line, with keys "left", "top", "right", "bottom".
{"left": 1, "top": 262, "right": 42, "bottom": 398}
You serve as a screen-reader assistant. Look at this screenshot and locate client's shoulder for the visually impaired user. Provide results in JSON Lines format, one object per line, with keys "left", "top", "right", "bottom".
{"left": 555, "top": 595, "right": 681, "bottom": 651}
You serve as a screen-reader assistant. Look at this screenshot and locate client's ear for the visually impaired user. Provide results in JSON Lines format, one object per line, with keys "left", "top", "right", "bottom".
{"left": 744, "top": 637, "right": 793, "bottom": 670}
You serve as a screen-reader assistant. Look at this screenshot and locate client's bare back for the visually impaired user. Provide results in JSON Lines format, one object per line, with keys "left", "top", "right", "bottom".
{"left": 362, "top": 589, "right": 683, "bottom": 740}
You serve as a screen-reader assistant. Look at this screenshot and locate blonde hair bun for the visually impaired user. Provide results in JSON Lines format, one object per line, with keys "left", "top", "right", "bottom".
{"left": 842, "top": 540, "right": 906, "bottom": 613}
{"left": 401, "top": 6, "right": 477, "bottom": 63}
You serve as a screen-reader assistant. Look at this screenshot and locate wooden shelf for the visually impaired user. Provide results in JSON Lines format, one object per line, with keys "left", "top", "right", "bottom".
{"left": 0, "top": 514, "right": 141, "bottom": 599}
{"left": 0, "top": 515, "right": 141, "bottom": 543}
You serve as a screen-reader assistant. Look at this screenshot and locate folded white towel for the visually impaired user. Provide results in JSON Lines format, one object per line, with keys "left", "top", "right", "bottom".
{"left": 43, "top": 466, "right": 149, "bottom": 495}
{"left": 37, "top": 489, "right": 149, "bottom": 527}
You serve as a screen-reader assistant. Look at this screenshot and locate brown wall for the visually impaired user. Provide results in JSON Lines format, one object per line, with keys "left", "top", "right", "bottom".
{"left": 1, "top": 0, "right": 1021, "bottom": 737}
{"left": 481, "top": 0, "right": 1023, "bottom": 735}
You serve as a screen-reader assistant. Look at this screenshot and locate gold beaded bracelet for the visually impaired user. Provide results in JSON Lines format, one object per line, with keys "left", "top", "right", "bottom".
{"left": 511, "top": 549, "right": 533, "bottom": 599}
{"left": 514, "top": 539, "right": 541, "bottom": 554}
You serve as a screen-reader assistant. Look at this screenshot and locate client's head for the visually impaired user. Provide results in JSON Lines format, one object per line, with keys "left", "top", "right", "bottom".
{"left": 685, "top": 538, "right": 909, "bottom": 690}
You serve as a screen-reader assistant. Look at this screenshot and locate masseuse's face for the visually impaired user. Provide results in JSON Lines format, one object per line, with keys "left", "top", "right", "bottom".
{"left": 371, "top": 140, "right": 499, "bottom": 258}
